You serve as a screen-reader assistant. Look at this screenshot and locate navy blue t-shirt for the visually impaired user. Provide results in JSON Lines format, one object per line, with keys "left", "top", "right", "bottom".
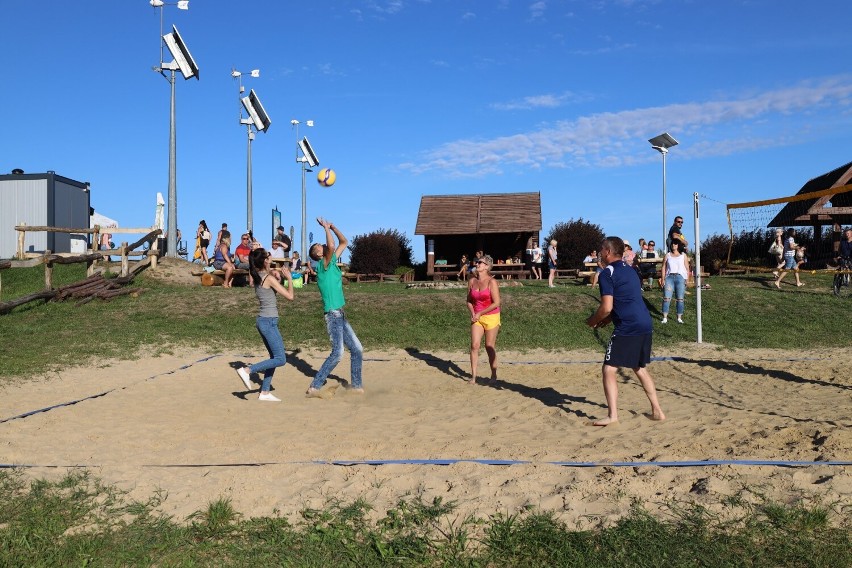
{"left": 598, "top": 259, "right": 652, "bottom": 336}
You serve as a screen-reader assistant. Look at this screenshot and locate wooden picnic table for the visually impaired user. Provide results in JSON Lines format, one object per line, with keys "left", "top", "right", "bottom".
{"left": 491, "top": 263, "right": 528, "bottom": 279}
{"left": 432, "top": 263, "right": 459, "bottom": 280}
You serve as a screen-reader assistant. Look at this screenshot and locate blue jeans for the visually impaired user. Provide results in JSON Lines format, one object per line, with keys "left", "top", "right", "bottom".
{"left": 662, "top": 274, "right": 685, "bottom": 316}
{"left": 310, "top": 309, "right": 363, "bottom": 389}
{"left": 250, "top": 317, "right": 286, "bottom": 392}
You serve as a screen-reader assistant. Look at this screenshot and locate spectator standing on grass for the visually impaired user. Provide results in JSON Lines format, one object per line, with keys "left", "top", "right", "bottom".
{"left": 196, "top": 220, "right": 211, "bottom": 266}
{"left": 774, "top": 228, "right": 803, "bottom": 289}
{"left": 660, "top": 238, "right": 692, "bottom": 324}
{"left": 585, "top": 236, "right": 665, "bottom": 427}
{"left": 212, "top": 230, "right": 235, "bottom": 288}
{"left": 839, "top": 228, "right": 852, "bottom": 262}
{"left": 530, "top": 241, "right": 543, "bottom": 280}
{"left": 467, "top": 254, "right": 501, "bottom": 385}
{"left": 770, "top": 228, "right": 785, "bottom": 276}
{"left": 233, "top": 247, "right": 295, "bottom": 402}
{"left": 306, "top": 218, "right": 364, "bottom": 397}
{"left": 547, "top": 239, "right": 558, "bottom": 288}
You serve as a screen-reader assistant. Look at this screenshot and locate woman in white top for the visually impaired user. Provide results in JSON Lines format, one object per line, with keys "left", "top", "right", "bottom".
{"left": 659, "top": 238, "right": 691, "bottom": 324}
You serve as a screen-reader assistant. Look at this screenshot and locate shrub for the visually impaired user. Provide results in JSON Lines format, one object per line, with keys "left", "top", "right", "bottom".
{"left": 348, "top": 228, "right": 414, "bottom": 274}
{"left": 544, "top": 218, "right": 606, "bottom": 269}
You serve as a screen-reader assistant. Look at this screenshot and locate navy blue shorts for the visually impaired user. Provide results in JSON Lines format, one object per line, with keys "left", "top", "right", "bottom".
{"left": 604, "top": 333, "right": 652, "bottom": 369}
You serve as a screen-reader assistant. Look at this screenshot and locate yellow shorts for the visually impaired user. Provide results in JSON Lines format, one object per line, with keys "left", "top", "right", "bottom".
{"left": 473, "top": 313, "right": 501, "bottom": 331}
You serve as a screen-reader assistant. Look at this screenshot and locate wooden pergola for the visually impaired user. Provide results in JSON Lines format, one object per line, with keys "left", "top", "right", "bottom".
{"left": 414, "top": 192, "right": 542, "bottom": 276}
{"left": 766, "top": 160, "right": 852, "bottom": 256}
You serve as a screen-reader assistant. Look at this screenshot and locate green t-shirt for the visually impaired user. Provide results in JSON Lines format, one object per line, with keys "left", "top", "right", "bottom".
{"left": 316, "top": 252, "right": 345, "bottom": 312}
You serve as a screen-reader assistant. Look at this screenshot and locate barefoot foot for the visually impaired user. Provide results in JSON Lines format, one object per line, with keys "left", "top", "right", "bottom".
{"left": 593, "top": 417, "right": 618, "bottom": 427}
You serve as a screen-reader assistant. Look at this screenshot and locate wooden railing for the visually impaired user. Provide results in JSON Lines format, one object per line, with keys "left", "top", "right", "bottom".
{"left": 1, "top": 226, "right": 163, "bottom": 314}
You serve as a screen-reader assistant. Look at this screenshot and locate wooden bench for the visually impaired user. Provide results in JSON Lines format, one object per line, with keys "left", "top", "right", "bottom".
{"left": 192, "top": 268, "right": 249, "bottom": 286}
{"left": 551, "top": 269, "right": 579, "bottom": 280}
{"left": 432, "top": 264, "right": 459, "bottom": 281}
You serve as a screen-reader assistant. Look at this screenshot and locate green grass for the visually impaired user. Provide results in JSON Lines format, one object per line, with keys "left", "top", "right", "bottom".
{"left": 1, "top": 264, "right": 848, "bottom": 379}
{"left": 0, "top": 470, "right": 848, "bottom": 567}
{"left": 1, "top": 264, "right": 850, "bottom": 565}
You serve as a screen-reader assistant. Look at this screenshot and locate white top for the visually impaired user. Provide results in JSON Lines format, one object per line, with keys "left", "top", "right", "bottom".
{"left": 664, "top": 253, "right": 689, "bottom": 279}
{"left": 270, "top": 246, "right": 286, "bottom": 259}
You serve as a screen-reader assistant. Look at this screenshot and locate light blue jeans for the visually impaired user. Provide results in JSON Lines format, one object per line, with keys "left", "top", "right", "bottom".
{"left": 310, "top": 309, "right": 363, "bottom": 390}
{"left": 662, "top": 274, "right": 685, "bottom": 316}
{"left": 250, "top": 317, "right": 287, "bottom": 392}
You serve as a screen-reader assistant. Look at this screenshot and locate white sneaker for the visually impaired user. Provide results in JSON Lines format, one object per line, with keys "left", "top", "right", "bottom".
{"left": 677, "top": 316, "right": 684, "bottom": 324}
{"left": 236, "top": 367, "right": 252, "bottom": 390}
{"left": 661, "top": 317, "right": 668, "bottom": 324}
{"left": 258, "top": 392, "right": 281, "bottom": 402}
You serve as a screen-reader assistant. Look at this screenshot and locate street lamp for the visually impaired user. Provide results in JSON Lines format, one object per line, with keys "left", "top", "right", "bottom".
{"left": 648, "top": 132, "right": 678, "bottom": 253}
{"left": 291, "top": 119, "right": 316, "bottom": 259}
{"left": 232, "top": 69, "right": 269, "bottom": 235}
{"left": 151, "top": 0, "right": 196, "bottom": 258}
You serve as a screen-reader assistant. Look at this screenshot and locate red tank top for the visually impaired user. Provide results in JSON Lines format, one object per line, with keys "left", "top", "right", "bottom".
{"left": 468, "top": 285, "right": 500, "bottom": 313}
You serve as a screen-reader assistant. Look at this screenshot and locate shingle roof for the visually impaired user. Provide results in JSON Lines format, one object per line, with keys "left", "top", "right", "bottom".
{"left": 768, "top": 161, "right": 852, "bottom": 226}
{"left": 415, "top": 192, "right": 542, "bottom": 235}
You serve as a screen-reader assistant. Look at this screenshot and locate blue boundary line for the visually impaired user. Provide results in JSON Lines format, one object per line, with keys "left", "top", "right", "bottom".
{"left": 1, "top": 458, "right": 849, "bottom": 469}
{"left": 0, "top": 354, "right": 223, "bottom": 425}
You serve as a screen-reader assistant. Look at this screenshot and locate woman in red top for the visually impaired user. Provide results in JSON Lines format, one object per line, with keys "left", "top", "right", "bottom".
{"left": 467, "top": 254, "right": 502, "bottom": 385}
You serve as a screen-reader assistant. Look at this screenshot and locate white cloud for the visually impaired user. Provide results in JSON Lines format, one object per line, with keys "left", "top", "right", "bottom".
{"left": 401, "top": 76, "right": 852, "bottom": 178}
{"left": 491, "top": 91, "right": 590, "bottom": 111}
{"left": 529, "top": 1, "right": 547, "bottom": 20}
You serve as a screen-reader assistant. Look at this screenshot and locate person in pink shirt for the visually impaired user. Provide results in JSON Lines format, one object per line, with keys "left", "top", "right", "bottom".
{"left": 467, "top": 254, "right": 501, "bottom": 385}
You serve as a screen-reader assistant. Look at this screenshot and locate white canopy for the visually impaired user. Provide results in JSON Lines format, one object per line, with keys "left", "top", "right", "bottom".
{"left": 90, "top": 211, "right": 118, "bottom": 228}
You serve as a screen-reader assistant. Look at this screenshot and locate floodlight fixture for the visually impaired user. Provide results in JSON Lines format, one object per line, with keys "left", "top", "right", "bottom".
{"left": 163, "top": 25, "right": 199, "bottom": 80}
{"left": 292, "top": 119, "right": 317, "bottom": 259}
{"left": 648, "top": 132, "right": 678, "bottom": 154}
{"left": 298, "top": 136, "right": 319, "bottom": 168}
{"left": 648, "top": 132, "right": 679, "bottom": 252}
{"left": 241, "top": 89, "right": 271, "bottom": 133}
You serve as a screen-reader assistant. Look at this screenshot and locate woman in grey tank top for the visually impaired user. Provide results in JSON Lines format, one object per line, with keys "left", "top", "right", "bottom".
{"left": 234, "top": 247, "right": 295, "bottom": 401}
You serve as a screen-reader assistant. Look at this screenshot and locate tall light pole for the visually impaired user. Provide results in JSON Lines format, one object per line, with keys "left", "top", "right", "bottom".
{"left": 648, "top": 132, "right": 678, "bottom": 252}
{"left": 151, "top": 0, "right": 196, "bottom": 257}
{"left": 291, "top": 119, "right": 315, "bottom": 259}
{"left": 232, "top": 69, "right": 267, "bottom": 235}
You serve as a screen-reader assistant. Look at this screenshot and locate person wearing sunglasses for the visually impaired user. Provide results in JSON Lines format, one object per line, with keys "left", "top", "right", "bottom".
{"left": 467, "top": 254, "right": 501, "bottom": 385}
{"left": 667, "top": 216, "right": 689, "bottom": 253}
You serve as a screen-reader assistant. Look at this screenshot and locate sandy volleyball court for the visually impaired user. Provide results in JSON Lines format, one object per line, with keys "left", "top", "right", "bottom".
{"left": 1, "top": 345, "right": 850, "bottom": 526}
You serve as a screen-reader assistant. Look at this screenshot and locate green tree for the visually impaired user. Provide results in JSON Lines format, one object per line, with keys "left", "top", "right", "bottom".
{"left": 348, "top": 228, "right": 414, "bottom": 274}
{"left": 544, "top": 218, "right": 606, "bottom": 269}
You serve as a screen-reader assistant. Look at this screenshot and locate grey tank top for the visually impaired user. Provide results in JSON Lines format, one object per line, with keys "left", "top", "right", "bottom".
{"left": 255, "top": 274, "right": 278, "bottom": 318}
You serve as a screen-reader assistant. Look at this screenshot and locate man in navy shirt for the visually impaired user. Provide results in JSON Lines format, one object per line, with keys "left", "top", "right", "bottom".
{"left": 586, "top": 236, "right": 665, "bottom": 427}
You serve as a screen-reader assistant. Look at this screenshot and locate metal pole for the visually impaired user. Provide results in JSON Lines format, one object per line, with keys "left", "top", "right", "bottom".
{"left": 693, "top": 192, "right": 702, "bottom": 343}
{"left": 301, "top": 160, "right": 307, "bottom": 260}
{"left": 167, "top": 69, "right": 177, "bottom": 258}
{"left": 246, "top": 125, "right": 253, "bottom": 233}
{"left": 661, "top": 148, "right": 667, "bottom": 254}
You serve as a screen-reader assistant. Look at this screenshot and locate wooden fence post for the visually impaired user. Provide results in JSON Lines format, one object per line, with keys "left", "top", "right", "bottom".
{"left": 44, "top": 250, "right": 53, "bottom": 290}
{"left": 120, "top": 242, "right": 129, "bottom": 277}
{"left": 16, "top": 224, "right": 26, "bottom": 260}
{"left": 150, "top": 238, "right": 159, "bottom": 269}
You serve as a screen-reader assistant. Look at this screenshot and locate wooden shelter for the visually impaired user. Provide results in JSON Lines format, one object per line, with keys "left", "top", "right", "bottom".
{"left": 767, "top": 160, "right": 852, "bottom": 256}
{"left": 414, "top": 192, "right": 542, "bottom": 276}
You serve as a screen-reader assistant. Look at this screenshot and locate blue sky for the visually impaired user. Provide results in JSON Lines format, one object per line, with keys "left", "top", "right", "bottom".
{"left": 3, "top": 0, "right": 852, "bottom": 261}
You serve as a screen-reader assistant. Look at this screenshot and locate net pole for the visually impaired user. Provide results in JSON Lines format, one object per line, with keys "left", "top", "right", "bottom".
{"left": 725, "top": 206, "right": 734, "bottom": 267}
{"left": 693, "top": 192, "right": 703, "bottom": 344}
